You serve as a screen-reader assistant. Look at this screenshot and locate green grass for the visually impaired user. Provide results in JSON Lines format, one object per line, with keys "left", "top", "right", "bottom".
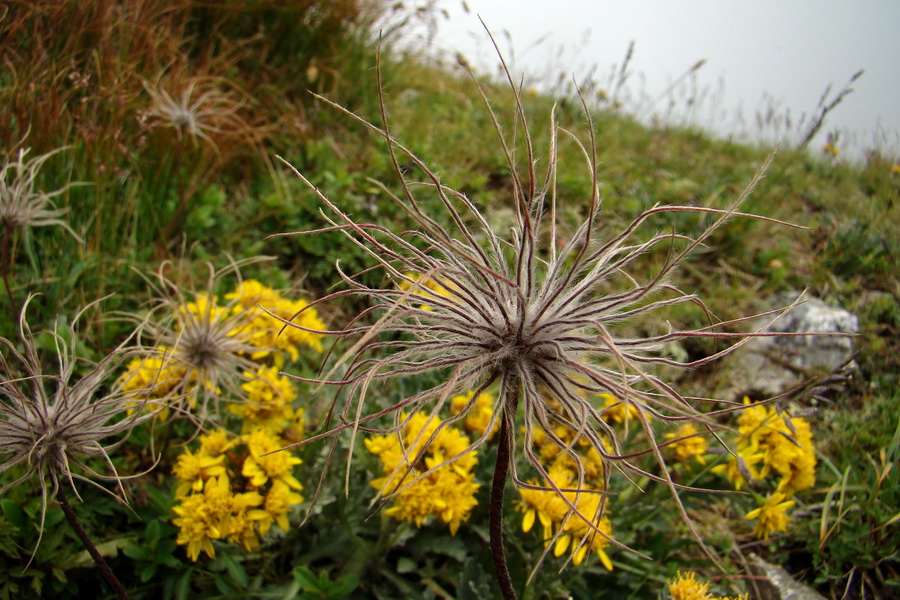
{"left": 1, "top": 2, "right": 898, "bottom": 599}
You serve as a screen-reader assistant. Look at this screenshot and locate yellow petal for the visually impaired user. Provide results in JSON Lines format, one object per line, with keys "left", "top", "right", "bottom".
{"left": 554, "top": 535, "right": 570, "bottom": 558}
{"left": 598, "top": 549, "right": 614, "bottom": 571}
{"left": 522, "top": 510, "right": 536, "bottom": 533}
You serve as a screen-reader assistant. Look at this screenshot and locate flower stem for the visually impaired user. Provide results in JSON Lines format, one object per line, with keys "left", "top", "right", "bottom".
{"left": 490, "top": 381, "right": 520, "bottom": 600}
{"left": 1, "top": 226, "right": 18, "bottom": 318}
{"left": 57, "top": 485, "right": 130, "bottom": 600}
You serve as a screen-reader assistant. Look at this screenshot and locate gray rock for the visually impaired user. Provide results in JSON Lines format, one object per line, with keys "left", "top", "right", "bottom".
{"left": 719, "top": 293, "right": 858, "bottom": 400}
{"left": 748, "top": 554, "right": 827, "bottom": 600}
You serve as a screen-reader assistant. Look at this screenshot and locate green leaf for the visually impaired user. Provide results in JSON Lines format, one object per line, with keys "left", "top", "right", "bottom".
{"left": 28, "top": 573, "right": 42, "bottom": 598}
{"left": 409, "top": 534, "right": 469, "bottom": 562}
{"left": 147, "top": 519, "right": 163, "bottom": 541}
{"left": 174, "top": 569, "right": 193, "bottom": 600}
{"left": 0, "top": 500, "right": 25, "bottom": 530}
{"left": 43, "top": 508, "right": 65, "bottom": 529}
{"left": 221, "top": 552, "right": 249, "bottom": 588}
{"left": 322, "top": 574, "right": 358, "bottom": 598}
{"left": 69, "top": 537, "right": 129, "bottom": 568}
{"left": 293, "top": 566, "right": 322, "bottom": 592}
{"left": 213, "top": 573, "right": 238, "bottom": 595}
{"left": 123, "top": 543, "right": 149, "bottom": 561}
{"left": 396, "top": 557, "right": 416, "bottom": 574}
{"left": 139, "top": 562, "right": 158, "bottom": 583}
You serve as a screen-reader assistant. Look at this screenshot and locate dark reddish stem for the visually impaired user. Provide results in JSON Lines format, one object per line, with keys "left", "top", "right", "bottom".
{"left": 490, "top": 383, "right": 520, "bottom": 600}
{"left": 57, "top": 486, "right": 130, "bottom": 600}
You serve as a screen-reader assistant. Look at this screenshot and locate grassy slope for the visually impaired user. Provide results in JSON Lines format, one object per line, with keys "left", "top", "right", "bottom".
{"left": 309, "top": 58, "right": 900, "bottom": 595}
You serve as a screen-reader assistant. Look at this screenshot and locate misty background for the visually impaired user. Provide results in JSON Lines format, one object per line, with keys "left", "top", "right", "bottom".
{"left": 403, "top": 0, "right": 900, "bottom": 162}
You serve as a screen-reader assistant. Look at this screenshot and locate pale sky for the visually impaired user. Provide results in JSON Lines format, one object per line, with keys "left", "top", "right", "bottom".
{"left": 411, "top": 0, "right": 900, "bottom": 160}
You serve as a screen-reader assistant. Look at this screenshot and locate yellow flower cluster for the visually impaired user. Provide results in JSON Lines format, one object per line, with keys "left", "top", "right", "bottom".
{"left": 172, "top": 426, "right": 304, "bottom": 560}
{"left": 120, "top": 279, "right": 324, "bottom": 417}
{"left": 667, "top": 571, "right": 747, "bottom": 600}
{"left": 517, "top": 405, "right": 615, "bottom": 570}
{"left": 224, "top": 279, "right": 327, "bottom": 361}
{"left": 364, "top": 412, "right": 480, "bottom": 535}
{"left": 599, "top": 393, "right": 640, "bottom": 425}
{"left": 664, "top": 423, "right": 709, "bottom": 467}
{"left": 171, "top": 368, "right": 305, "bottom": 561}
{"left": 229, "top": 365, "right": 304, "bottom": 434}
{"left": 526, "top": 396, "right": 608, "bottom": 480}
{"left": 398, "top": 272, "right": 459, "bottom": 311}
{"left": 712, "top": 398, "right": 817, "bottom": 539}
{"left": 744, "top": 492, "right": 795, "bottom": 541}
{"left": 120, "top": 349, "right": 189, "bottom": 420}
{"left": 517, "top": 461, "right": 614, "bottom": 570}
{"left": 449, "top": 390, "right": 499, "bottom": 440}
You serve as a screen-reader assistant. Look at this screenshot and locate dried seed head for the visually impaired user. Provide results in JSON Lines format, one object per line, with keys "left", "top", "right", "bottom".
{"left": 275, "top": 46, "right": 799, "bottom": 577}
{"left": 134, "top": 258, "right": 271, "bottom": 423}
{"left": 142, "top": 77, "right": 249, "bottom": 151}
{"left": 0, "top": 146, "right": 82, "bottom": 242}
{"left": 0, "top": 296, "right": 154, "bottom": 556}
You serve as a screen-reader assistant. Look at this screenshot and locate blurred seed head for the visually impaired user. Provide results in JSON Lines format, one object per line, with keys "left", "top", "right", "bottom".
{"left": 142, "top": 77, "right": 248, "bottom": 152}
{"left": 135, "top": 259, "right": 269, "bottom": 424}
{"left": 0, "top": 147, "right": 82, "bottom": 242}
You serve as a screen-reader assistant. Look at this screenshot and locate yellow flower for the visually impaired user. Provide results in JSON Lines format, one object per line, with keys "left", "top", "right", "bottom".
{"left": 668, "top": 570, "right": 711, "bottom": 600}
{"left": 745, "top": 492, "right": 794, "bottom": 540}
{"left": 120, "top": 348, "right": 188, "bottom": 419}
{"left": 224, "top": 279, "right": 279, "bottom": 309}
{"left": 253, "top": 479, "right": 304, "bottom": 536}
{"left": 179, "top": 293, "right": 230, "bottom": 327}
{"left": 667, "top": 570, "right": 747, "bottom": 600}
{"left": 368, "top": 412, "right": 478, "bottom": 476}
{"left": 761, "top": 417, "right": 816, "bottom": 494}
{"left": 823, "top": 143, "right": 841, "bottom": 156}
{"left": 228, "top": 280, "right": 327, "bottom": 362}
{"left": 450, "top": 390, "right": 499, "bottom": 439}
{"left": 377, "top": 466, "right": 480, "bottom": 535}
{"left": 242, "top": 428, "right": 303, "bottom": 489}
{"left": 732, "top": 398, "right": 816, "bottom": 494}
{"left": 231, "top": 366, "right": 298, "bottom": 431}
{"left": 665, "top": 423, "right": 708, "bottom": 466}
{"left": 172, "top": 447, "right": 226, "bottom": 497}
{"left": 552, "top": 495, "right": 614, "bottom": 570}
{"left": 524, "top": 409, "right": 610, "bottom": 482}
{"left": 599, "top": 393, "right": 639, "bottom": 425}
{"left": 517, "top": 461, "right": 614, "bottom": 569}
{"left": 199, "top": 428, "right": 236, "bottom": 457}
{"left": 711, "top": 449, "right": 764, "bottom": 491}
{"left": 366, "top": 412, "right": 480, "bottom": 535}
{"left": 120, "top": 349, "right": 186, "bottom": 396}
{"left": 172, "top": 475, "right": 263, "bottom": 561}
{"left": 398, "top": 272, "right": 458, "bottom": 311}
{"left": 173, "top": 491, "right": 220, "bottom": 561}
{"left": 517, "top": 463, "right": 576, "bottom": 539}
